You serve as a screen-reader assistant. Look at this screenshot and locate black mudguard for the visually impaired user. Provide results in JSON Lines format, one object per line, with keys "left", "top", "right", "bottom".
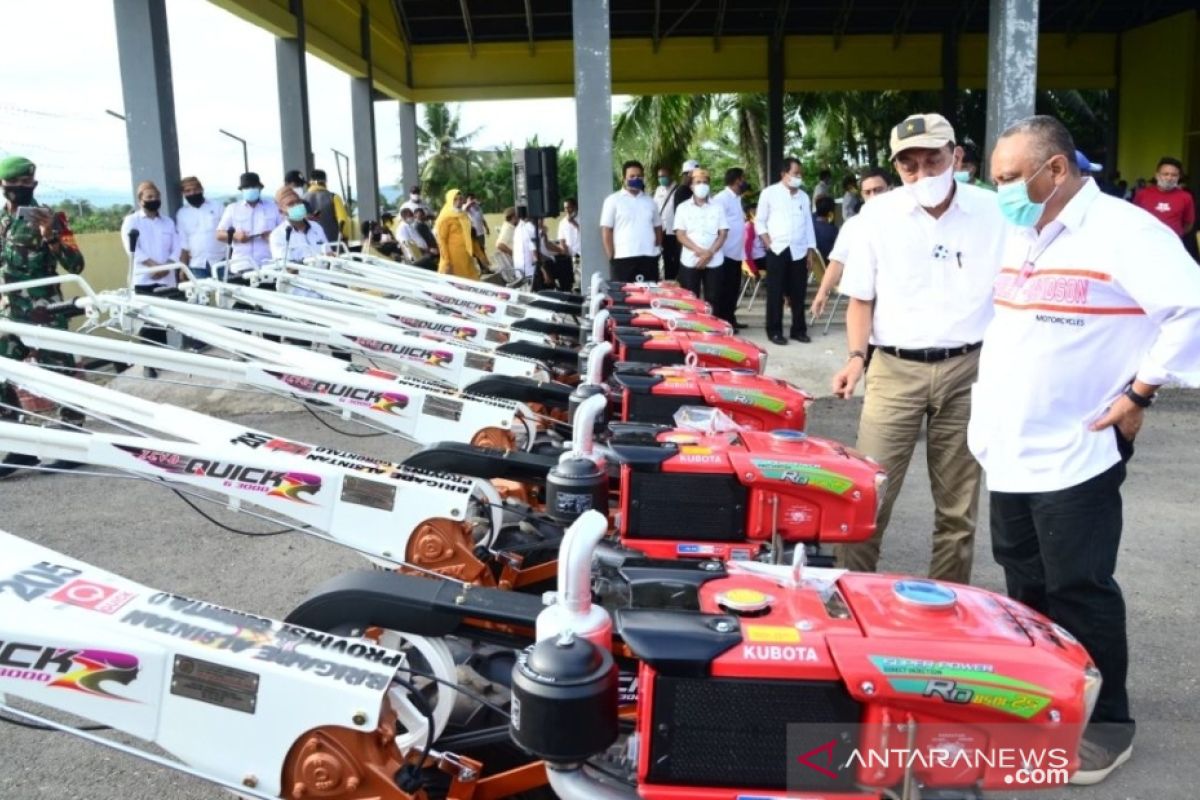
{"left": 465, "top": 375, "right": 573, "bottom": 409}
{"left": 285, "top": 568, "right": 542, "bottom": 643}
{"left": 528, "top": 298, "right": 583, "bottom": 316}
{"left": 510, "top": 318, "right": 582, "bottom": 341}
{"left": 496, "top": 340, "right": 580, "bottom": 369}
{"left": 402, "top": 442, "right": 557, "bottom": 483}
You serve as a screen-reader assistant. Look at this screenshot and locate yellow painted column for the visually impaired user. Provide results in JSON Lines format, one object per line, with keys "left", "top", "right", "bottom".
{"left": 1117, "top": 11, "right": 1198, "bottom": 181}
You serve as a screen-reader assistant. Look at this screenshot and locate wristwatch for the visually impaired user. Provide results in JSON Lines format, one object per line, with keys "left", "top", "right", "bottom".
{"left": 1123, "top": 383, "right": 1154, "bottom": 408}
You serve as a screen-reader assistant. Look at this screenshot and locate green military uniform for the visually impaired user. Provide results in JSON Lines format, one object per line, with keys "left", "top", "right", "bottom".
{"left": 0, "top": 156, "right": 85, "bottom": 370}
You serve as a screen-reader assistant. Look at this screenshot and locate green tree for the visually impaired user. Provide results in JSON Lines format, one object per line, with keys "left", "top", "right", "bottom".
{"left": 412, "top": 102, "right": 481, "bottom": 202}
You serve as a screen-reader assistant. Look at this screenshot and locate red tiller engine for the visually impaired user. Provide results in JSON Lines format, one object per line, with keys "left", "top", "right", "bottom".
{"left": 611, "top": 328, "right": 767, "bottom": 373}
{"left": 607, "top": 288, "right": 712, "bottom": 315}
{"left": 607, "top": 306, "right": 734, "bottom": 335}
{"left": 510, "top": 554, "right": 1099, "bottom": 800}
{"left": 607, "top": 425, "right": 885, "bottom": 560}
{"left": 609, "top": 362, "right": 812, "bottom": 431}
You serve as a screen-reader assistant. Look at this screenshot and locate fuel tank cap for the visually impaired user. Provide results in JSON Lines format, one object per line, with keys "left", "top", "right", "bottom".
{"left": 770, "top": 429, "right": 807, "bottom": 442}
{"left": 892, "top": 579, "right": 958, "bottom": 609}
{"left": 716, "top": 587, "right": 773, "bottom": 614}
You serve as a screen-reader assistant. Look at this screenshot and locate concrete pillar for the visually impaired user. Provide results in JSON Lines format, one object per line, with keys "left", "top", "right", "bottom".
{"left": 113, "top": 0, "right": 182, "bottom": 215}
{"left": 767, "top": 33, "right": 785, "bottom": 177}
{"left": 572, "top": 0, "right": 613, "bottom": 287}
{"left": 984, "top": 0, "right": 1039, "bottom": 161}
{"left": 352, "top": 7, "right": 379, "bottom": 224}
{"left": 399, "top": 102, "right": 420, "bottom": 195}
{"left": 276, "top": 0, "right": 313, "bottom": 178}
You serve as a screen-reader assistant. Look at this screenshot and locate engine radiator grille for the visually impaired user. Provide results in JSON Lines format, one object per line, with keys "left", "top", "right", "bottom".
{"left": 646, "top": 675, "right": 862, "bottom": 790}
{"left": 624, "top": 392, "right": 700, "bottom": 425}
{"left": 626, "top": 474, "right": 747, "bottom": 541}
{"left": 623, "top": 345, "right": 687, "bottom": 366}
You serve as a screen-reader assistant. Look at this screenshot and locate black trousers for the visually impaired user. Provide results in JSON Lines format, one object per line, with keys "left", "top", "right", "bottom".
{"left": 678, "top": 263, "right": 723, "bottom": 311}
{"left": 611, "top": 255, "right": 659, "bottom": 283}
{"left": 716, "top": 255, "right": 742, "bottom": 324}
{"left": 765, "top": 247, "right": 808, "bottom": 338}
{"left": 133, "top": 285, "right": 170, "bottom": 347}
{"left": 990, "top": 457, "right": 1134, "bottom": 751}
{"left": 661, "top": 235, "right": 682, "bottom": 282}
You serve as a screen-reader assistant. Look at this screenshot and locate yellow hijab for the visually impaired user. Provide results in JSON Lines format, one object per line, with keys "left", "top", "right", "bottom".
{"left": 436, "top": 188, "right": 474, "bottom": 244}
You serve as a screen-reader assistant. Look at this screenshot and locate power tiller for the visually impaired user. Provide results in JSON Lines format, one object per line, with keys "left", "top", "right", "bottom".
{"left": 246, "top": 261, "right": 760, "bottom": 377}
{"left": 229, "top": 263, "right": 586, "bottom": 377}
{"left": 75, "top": 277, "right": 554, "bottom": 391}
{"left": 0, "top": 278, "right": 537, "bottom": 450}
{"left": 286, "top": 511, "right": 1097, "bottom": 799}
{"left": 1, "top": 512, "right": 1100, "bottom": 800}
{"left": 297, "top": 253, "right": 583, "bottom": 325}
{"left": 0, "top": 356, "right": 559, "bottom": 588}
{"left": 335, "top": 250, "right": 587, "bottom": 314}
{"left": 406, "top": 391, "right": 880, "bottom": 565}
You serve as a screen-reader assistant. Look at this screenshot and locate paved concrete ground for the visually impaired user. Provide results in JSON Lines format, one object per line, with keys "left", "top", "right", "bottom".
{"left": 1, "top": 313, "right": 1198, "bottom": 798}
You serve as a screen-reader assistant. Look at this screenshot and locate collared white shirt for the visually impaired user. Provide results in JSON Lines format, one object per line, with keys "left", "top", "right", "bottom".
{"left": 497, "top": 221, "right": 515, "bottom": 251}
{"left": 217, "top": 199, "right": 282, "bottom": 271}
{"left": 654, "top": 182, "right": 678, "bottom": 234}
{"left": 840, "top": 181, "right": 1006, "bottom": 348}
{"left": 600, "top": 189, "right": 662, "bottom": 259}
{"left": 175, "top": 199, "right": 225, "bottom": 270}
{"left": 557, "top": 215, "right": 581, "bottom": 257}
{"left": 120, "top": 209, "right": 182, "bottom": 287}
{"left": 270, "top": 221, "right": 329, "bottom": 298}
{"left": 829, "top": 213, "right": 864, "bottom": 265}
{"left": 755, "top": 182, "right": 816, "bottom": 257}
{"left": 396, "top": 220, "right": 424, "bottom": 251}
{"left": 512, "top": 219, "right": 538, "bottom": 278}
{"left": 713, "top": 187, "right": 746, "bottom": 262}
{"left": 969, "top": 178, "right": 1200, "bottom": 493}
{"left": 269, "top": 220, "right": 329, "bottom": 263}
{"left": 673, "top": 198, "right": 729, "bottom": 268}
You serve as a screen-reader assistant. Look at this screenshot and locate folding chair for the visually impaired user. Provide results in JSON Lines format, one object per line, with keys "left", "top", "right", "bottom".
{"left": 739, "top": 259, "right": 765, "bottom": 310}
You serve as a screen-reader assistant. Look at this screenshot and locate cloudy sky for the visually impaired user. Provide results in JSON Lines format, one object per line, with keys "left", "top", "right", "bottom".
{"left": 1, "top": 0, "right": 582, "bottom": 205}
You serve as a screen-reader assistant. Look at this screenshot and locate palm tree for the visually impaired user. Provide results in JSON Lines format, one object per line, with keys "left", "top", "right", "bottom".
{"left": 613, "top": 95, "right": 713, "bottom": 175}
{"left": 413, "top": 102, "right": 481, "bottom": 200}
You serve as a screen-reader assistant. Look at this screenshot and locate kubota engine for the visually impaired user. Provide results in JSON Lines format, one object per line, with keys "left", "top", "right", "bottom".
{"left": 512, "top": 552, "right": 1100, "bottom": 800}
{"left": 604, "top": 425, "right": 885, "bottom": 560}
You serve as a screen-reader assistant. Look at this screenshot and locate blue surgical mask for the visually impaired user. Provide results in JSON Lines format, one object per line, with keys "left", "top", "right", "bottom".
{"left": 954, "top": 171, "right": 971, "bottom": 183}
{"left": 287, "top": 203, "right": 308, "bottom": 222}
{"left": 627, "top": 177, "right": 645, "bottom": 192}
{"left": 996, "top": 161, "right": 1057, "bottom": 228}
{"left": 242, "top": 187, "right": 261, "bottom": 203}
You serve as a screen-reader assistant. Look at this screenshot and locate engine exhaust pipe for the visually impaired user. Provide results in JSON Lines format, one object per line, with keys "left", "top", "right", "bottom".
{"left": 590, "top": 308, "right": 611, "bottom": 343}
{"left": 590, "top": 272, "right": 602, "bottom": 297}
{"left": 535, "top": 509, "right": 612, "bottom": 650}
{"left": 567, "top": 392, "right": 607, "bottom": 462}
{"left": 585, "top": 341, "right": 613, "bottom": 387}
{"left": 589, "top": 292, "right": 605, "bottom": 318}
{"left": 546, "top": 764, "right": 638, "bottom": 800}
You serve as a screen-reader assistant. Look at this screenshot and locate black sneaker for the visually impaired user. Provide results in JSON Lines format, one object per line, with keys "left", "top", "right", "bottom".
{"left": 790, "top": 333, "right": 812, "bottom": 343}
{"left": 1070, "top": 737, "right": 1132, "bottom": 785}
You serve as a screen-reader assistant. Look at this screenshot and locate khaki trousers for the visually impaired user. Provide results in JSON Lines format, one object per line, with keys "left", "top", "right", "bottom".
{"left": 836, "top": 349, "right": 982, "bottom": 584}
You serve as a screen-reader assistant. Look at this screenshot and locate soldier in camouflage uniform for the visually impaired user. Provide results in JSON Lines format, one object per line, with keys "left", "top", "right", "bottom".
{"left": 0, "top": 155, "right": 86, "bottom": 427}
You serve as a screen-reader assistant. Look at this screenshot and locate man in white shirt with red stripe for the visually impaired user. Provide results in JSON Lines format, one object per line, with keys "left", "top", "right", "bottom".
{"left": 973, "top": 115, "right": 1200, "bottom": 786}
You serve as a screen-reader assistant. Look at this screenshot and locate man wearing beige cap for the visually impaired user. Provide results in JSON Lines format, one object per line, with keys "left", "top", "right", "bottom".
{"left": 831, "top": 113, "right": 1007, "bottom": 584}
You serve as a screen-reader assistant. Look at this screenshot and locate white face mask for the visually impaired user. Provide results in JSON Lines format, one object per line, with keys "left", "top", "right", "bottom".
{"left": 786, "top": 175, "right": 803, "bottom": 189}
{"left": 692, "top": 183, "right": 711, "bottom": 200}
{"left": 907, "top": 164, "right": 955, "bottom": 208}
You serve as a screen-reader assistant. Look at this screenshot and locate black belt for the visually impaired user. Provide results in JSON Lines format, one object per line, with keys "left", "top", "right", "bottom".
{"left": 876, "top": 342, "right": 982, "bottom": 363}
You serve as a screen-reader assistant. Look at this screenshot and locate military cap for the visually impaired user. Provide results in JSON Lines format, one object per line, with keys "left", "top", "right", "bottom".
{"left": 0, "top": 156, "right": 36, "bottom": 181}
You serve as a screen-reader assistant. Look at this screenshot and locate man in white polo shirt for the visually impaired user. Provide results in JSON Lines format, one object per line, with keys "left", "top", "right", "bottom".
{"left": 216, "top": 171, "right": 281, "bottom": 274}
{"left": 601, "top": 159, "right": 663, "bottom": 283}
{"left": 832, "top": 113, "right": 1007, "bottom": 585}
{"left": 673, "top": 167, "right": 728, "bottom": 309}
{"left": 974, "top": 115, "right": 1200, "bottom": 785}
{"left": 756, "top": 157, "right": 816, "bottom": 345}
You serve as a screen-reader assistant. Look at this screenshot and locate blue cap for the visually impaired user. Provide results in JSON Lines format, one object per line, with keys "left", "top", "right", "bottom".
{"left": 1074, "top": 150, "right": 1103, "bottom": 173}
